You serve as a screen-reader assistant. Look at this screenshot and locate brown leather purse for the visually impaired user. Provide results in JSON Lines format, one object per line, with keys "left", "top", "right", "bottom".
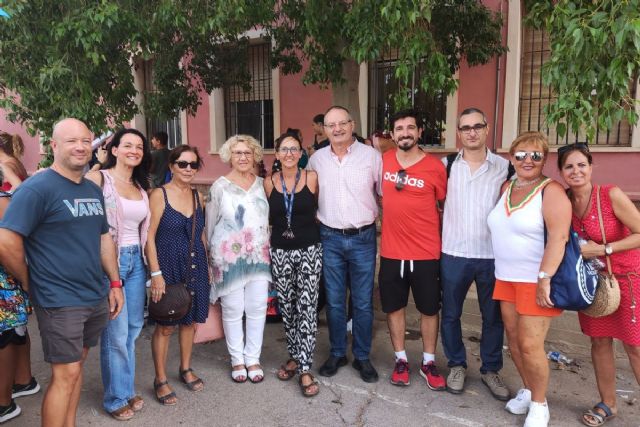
{"left": 581, "top": 186, "right": 621, "bottom": 318}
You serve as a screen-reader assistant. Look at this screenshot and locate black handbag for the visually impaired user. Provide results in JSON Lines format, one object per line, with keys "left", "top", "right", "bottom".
{"left": 149, "top": 190, "right": 197, "bottom": 322}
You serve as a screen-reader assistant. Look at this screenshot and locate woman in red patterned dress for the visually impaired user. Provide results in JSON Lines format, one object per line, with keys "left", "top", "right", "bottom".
{"left": 559, "top": 143, "right": 640, "bottom": 427}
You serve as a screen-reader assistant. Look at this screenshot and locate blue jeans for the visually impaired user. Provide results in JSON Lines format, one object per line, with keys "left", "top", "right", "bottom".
{"left": 320, "top": 224, "right": 377, "bottom": 361}
{"left": 100, "top": 245, "right": 146, "bottom": 412}
{"left": 440, "top": 253, "right": 503, "bottom": 373}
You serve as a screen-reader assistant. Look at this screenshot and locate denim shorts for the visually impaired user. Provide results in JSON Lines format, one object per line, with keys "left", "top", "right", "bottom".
{"left": 35, "top": 301, "right": 109, "bottom": 363}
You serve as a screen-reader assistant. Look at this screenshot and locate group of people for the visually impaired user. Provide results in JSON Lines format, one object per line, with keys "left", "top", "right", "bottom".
{"left": 0, "top": 105, "right": 638, "bottom": 427}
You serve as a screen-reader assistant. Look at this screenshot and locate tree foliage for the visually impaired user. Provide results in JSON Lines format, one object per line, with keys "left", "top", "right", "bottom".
{"left": 267, "top": 0, "right": 505, "bottom": 110}
{"left": 0, "top": 0, "right": 505, "bottom": 136}
{"left": 525, "top": 0, "right": 640, "bottom": 141}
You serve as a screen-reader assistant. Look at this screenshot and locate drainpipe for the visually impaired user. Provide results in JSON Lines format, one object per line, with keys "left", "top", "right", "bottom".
{"left": 493, "top": 0, "right": 505, "bottom": 151}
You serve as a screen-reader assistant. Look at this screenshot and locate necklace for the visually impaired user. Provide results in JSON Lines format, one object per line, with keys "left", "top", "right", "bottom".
{"left": 513, "top": 176, "right": 542, "bottom": 189}
{"left": 109, "top": 170, "right": 134, "bottom": 185}
{"left": 573, "top": 185, "right": 594, "bottom": 237}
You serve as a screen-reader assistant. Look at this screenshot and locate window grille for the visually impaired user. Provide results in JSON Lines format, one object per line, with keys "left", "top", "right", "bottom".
{"left": 519, "top": 26, "right": 632, "bottom": 146}
{"left": 224, "top": 42, "right": 274, "bottom": 149}
{"left": 142, "top": 60, "right": 182, "bottom": 149}
{"left": 368, "top": 50, "right": 446, "bottom": 147}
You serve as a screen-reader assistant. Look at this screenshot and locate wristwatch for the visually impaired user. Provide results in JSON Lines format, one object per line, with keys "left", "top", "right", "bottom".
{"left": 604, "top": 244, "right": 613, "bottom": 256}
{"left": 538, "top": 271, "right": 552, "bottom": 280}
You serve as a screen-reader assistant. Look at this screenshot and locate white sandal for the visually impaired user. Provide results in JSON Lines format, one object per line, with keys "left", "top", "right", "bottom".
{"left": 247, "top": 365, "right": 264, "bottom": 383}
{"left": 231, "top": 366, "right": 247, "bottom": 383}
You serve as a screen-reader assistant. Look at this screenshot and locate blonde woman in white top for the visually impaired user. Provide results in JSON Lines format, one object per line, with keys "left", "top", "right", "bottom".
{"left": 487, "top": 132, "right": 571, "bottom": 427}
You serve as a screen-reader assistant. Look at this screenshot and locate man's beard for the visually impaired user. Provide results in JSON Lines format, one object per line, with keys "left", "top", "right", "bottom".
{"left": 397, "top": 138, "right": 417, "bottom": 151}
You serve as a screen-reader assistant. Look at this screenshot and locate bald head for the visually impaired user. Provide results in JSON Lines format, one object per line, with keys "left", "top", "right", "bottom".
{"left": 50, "top": 118, "right": 93, "bottom": 174}
{"left": 52, "top": 118, "right": 91, "bottom": 141}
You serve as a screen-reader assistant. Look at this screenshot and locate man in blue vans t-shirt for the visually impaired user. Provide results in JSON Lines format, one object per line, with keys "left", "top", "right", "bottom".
{"left": 0, "top": 118, "right": 123, "bottom": 427}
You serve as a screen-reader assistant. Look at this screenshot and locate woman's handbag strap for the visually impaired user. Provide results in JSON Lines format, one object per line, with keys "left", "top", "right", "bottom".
{"left": 596, "top": 185, "right": 614, "bottom": 275}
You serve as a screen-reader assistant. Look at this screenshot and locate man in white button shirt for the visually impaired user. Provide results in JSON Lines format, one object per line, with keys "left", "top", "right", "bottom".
{"left": 308, "top": 106, "right": 382, "bottom": 383}
{"left": 440, "top": 108, "right": 511, "bottom": 400}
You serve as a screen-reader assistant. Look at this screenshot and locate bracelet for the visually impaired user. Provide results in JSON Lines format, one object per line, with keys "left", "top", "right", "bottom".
{"left": 110, "top": 280, "right": 123, "bottom": 289}
{"left": 150, "top": 270, "right": 163, "bottom": 277}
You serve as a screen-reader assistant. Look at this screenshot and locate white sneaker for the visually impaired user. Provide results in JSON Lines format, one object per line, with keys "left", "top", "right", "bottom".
{"left": 523, "top": 401, "right": 549, "bottom": 427}
{"left": 505, "top": 388, "right": 531, "bottom": 415}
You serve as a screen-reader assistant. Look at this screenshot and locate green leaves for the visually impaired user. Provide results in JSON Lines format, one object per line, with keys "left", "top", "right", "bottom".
{"left": 0, "top": 0, "right": 506, "bottom": 136}
{"left": 526, "top": 0, "right": 640, "bottom": 141}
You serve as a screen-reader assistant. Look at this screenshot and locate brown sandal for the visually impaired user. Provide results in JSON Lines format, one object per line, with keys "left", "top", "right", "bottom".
{"left": 110, "top": 404, "right": 134, "bottom": 421}
{"left": 153, "top": 380, "right": 177, "bottom": 406}
{"left": 298, "top": 372, "right": 320, "bottom": 397}
{"left": 128, "top": 395, "right": 144, "bottom": 412}
{"left": 277, "top": 359, "right": 298, "bottom": 381}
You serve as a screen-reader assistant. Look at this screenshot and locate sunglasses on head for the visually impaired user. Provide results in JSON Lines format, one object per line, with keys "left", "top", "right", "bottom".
{"left": 513, "top": 151, "right": 544, "bottom": 162}
{"left": 174, "top": 160, "right": 199, "bottom": 170}
{"left": 395, "top": 169, "right": 407, "bottom": 191}
{"left": 557, "top": 142, "right": 589, "bottom": 156}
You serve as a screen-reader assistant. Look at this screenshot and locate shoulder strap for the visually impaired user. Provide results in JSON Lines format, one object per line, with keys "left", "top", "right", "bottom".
{"left": 185, "top": 189, "right": 197, "bottom": 283}
{"left": 160, "top": 186, "right": 169, "bottom": 205}
{"left": 445, "top": 153, "right": 457, "bottom": 178}
{"left": 99, "top": 170, "right": 105, "bottom": 189}
{"left": 596, "top": 185, "right": 614, "bottom": 275}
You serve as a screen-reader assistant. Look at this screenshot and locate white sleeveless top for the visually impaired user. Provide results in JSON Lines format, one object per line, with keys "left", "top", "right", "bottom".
{"left": 487, "top": 179, "right": 550, "bottom": 283}
{"left": 119, "top": 196, "right": 148, "bottom": 246}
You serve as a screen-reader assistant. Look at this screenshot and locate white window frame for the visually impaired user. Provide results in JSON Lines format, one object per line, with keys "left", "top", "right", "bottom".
{"left": 209, "top": 30, "right": 280, "bottom": 154}
{"left": 131, "top": 59, "right": 188, "bottom": 146}
{"left": 502, "top": 1, "right": 640, "bottom": 151}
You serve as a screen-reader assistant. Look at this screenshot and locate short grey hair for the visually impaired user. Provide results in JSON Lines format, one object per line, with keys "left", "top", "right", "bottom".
{"left": 457, "top": 107, "right": 487, "bottom": 128}
{"left": 219, "top": 134, "right": 263, "bottom": 164}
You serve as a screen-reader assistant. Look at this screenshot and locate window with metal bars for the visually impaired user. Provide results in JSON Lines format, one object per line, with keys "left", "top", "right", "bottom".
{"left": 519, "top": 26, "right": 632, "bottom": 146}
{"left": 368, "top": 51, "right": 447, "bottom": 146}
{"left": 224, "top": 42, "right": 274, "bottom": 150}
{"left": 142, "top": 60, "right": 182, "bottom": 149}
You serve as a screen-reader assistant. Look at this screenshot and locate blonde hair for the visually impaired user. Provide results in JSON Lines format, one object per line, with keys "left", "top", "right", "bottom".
{"left": 509, "top": 131, "right": 549, "bottom": 156}
{"left": 219, "top": 134, "right": 263, "bottom": 164}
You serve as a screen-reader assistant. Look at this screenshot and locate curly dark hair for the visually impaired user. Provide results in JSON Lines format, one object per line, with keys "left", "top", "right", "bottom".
{"left": 102, "top": 128, "right": 151, "bottom": 191}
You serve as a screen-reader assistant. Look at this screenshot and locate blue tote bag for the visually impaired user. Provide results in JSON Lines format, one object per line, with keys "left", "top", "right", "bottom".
{"left": 548, "top": 228, "right": 599, "bottom": 310}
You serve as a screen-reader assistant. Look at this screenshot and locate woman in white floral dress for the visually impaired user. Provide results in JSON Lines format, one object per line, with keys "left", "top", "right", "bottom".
{"left": 206, "top": 135, "right": 271, "bottom": 383}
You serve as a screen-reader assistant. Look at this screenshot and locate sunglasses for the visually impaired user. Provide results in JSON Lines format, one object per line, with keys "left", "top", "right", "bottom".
{"left": 513, "top": 151, "right": 544, "bottom": 162}
{"left": 557, "top": 142, "right": 589, "bottom": 156}
{"left": 395, "top": 169, "right": 407, "bottom": 191}
{"left": 174, "top": 160, "right": 199, "bottom": 170}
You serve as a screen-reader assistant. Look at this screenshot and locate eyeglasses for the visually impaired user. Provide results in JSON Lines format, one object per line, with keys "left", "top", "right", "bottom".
{"left": 458, "top": 123, "right": 487, "bottom": 134}
{"left": 513, "top": 151, "right": 544, "bottom": 162}
{"left": 174, "top": 161, "right": 200, "bottom": 170}
{"left": 324, "top": 120, "right": 352, "bottom": 130}
{"left": 278, "top": 147, "right": 301, "bottom": 155}
{"left": 395, "top": 169, "right": 407, "bottom": 191}
{"left": 557, "top": 142, "right": 589, "bottom": 156}
{"left": 231, "top": 151, "right": 254, "bottom": 158}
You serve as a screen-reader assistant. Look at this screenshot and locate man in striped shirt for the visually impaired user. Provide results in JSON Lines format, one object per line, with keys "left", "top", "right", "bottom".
{"left": 440, "top": 107, "right": 511, "bottom": 400}
{"left": 308, "top": 106, "right": 382, "bottom": 383}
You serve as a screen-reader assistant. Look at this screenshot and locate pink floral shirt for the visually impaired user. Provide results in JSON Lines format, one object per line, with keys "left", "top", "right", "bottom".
{"left": 206, "top": 176, "right": 271, "bottom": 300}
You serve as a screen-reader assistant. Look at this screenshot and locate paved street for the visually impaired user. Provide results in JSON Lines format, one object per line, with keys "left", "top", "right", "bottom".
{"left": 11, "top": 307, "right": 640, "bottom": 427}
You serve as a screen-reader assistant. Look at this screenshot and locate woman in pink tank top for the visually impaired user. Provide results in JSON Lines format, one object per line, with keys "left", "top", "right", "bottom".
{"left": 85, "top": 128, "right": 151, "bottom": 421}
{"left": 559, "top": 143, "right": 640, "bottom": 426}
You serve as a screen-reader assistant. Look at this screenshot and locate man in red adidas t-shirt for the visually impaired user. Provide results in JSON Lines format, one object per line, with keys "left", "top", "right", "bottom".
{"left": 379, "top": 109, "right": 447, "bottom": 389}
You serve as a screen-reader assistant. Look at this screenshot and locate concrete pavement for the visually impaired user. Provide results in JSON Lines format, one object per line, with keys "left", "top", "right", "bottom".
{"left": 10, "top": 299, "right": 640, "bottom": 427}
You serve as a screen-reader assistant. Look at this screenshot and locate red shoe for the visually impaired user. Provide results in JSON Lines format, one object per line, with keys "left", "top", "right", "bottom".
{"left": 390, "top": 359, "right": 410, "bottom": 386}
{"left": 419, "top": 361, "right": 446, "bottom": 391}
